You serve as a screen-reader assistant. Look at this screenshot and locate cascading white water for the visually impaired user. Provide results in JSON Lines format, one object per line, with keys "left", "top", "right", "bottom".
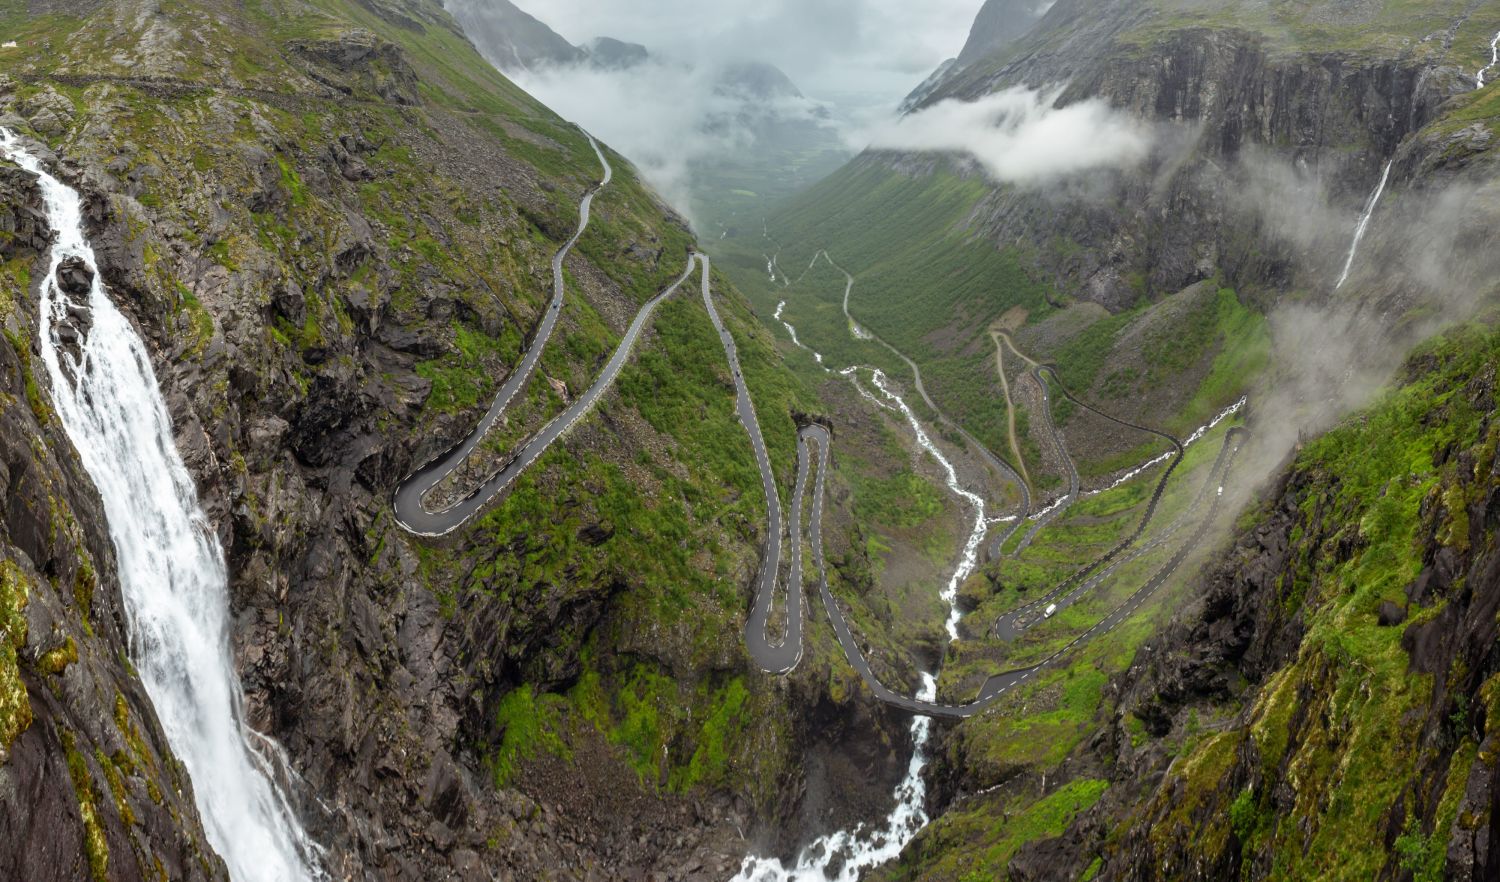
{"left": 730, "top": 675, "right": 938, "bottom": 882}
{"left": 839, "top": 366, "right": 896, "bottom": 413}
{"left": 1335, "top": 160, "right": 1392, "bottom": 290}
{"left": 774, "top": 301, "right": 826, "bottom": 366}
{"left": 727, "top": 364, "right": 992, "bottom": 882}
{"left": 869, "top": 369, "right": 987, "bottom": 642}
{"left": 733, "top": 242, "right": 998, "bottom": 879}
{"left": 0, "top": 130, "right": 325, "bottom": 882}
{"left": 1477, "top": 30, "right": 1500, "bottom": 88}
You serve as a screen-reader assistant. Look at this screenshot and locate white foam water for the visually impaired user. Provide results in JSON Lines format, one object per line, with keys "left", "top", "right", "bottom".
{"left": 839, "top": 366, "right": 895, "bottom": 413}
{"left": 729, "top": 675, "right": 938, "bottom": 882}
{"left": 0, "top": 130, "right": 325, "bottom": 882}
{"left": 1335, "top": 160, "right": 1392, "bottom": 290}
{"left": 1478, "top": 30, "right": 1500, "bottom": 88}
{"left": 869, "top": 369, "right": 987, "bottom": 642}
{"left": 775, "top": 301, "right": 826, "bottom": 367}
{"left": 729, "top": 365, "right": 989, "bottom": 881}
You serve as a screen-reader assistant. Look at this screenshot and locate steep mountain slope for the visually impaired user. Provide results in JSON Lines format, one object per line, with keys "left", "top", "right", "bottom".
{"left": 956, "top": 0, "right": 1053, "bottom": 68}
{"left": 0, "top": 0, "right": 938, "bottom": 878}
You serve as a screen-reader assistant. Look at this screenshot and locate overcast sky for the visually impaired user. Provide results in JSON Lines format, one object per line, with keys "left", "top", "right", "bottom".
{"left": 514, "top": 0, "right": 987, "bottom": 113}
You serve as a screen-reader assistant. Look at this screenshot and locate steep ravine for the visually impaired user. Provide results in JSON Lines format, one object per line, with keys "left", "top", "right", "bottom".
{"left": 1057, "top": 326, "right": 1500, "bottom": 880}
{"left": 886, "top": 326, "right": 1500, "bottom": 882}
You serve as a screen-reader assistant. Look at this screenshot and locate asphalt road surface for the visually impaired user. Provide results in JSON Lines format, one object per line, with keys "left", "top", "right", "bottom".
{"left": 393, "top": 133, "right": 614, "bottom": 537}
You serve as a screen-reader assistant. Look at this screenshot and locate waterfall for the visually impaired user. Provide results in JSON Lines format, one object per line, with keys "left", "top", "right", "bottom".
{"left": 729, "top": 675, "right": 938, "bottom": 882}
{"left": 774, "top": 301, "right": 826, "bottom": 367}
{"left": 1335, "top": 160, "right": 1392, "bottom": 290}
{"left": 0, "top": 130, "right": 325, "bottom": 881}
{"left": 869, "top": 369, "right": 987, "bottom": 642}
{"left": 730, "top": 365, "right": 988, "bottom": 880}
{"left": 1478, "top": 30, "right": 1500, "bottom": 88}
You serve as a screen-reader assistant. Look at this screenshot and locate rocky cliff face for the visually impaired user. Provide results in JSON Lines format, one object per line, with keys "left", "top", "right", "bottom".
{"left": 441, "top": 0, "right": 585, "bottom": 71}
{"left": 911, "top": 0, "right": 1480, "bottom": 311}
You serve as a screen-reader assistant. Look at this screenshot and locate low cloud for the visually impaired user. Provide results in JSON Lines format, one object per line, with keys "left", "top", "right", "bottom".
{"left": 513, "top": 59, "right": 835, "bottom": 223}
{"left": 1224, "top": 160, "right": 1500, "bottom": 499}
{"left": 859, "top": 87, "right": 1155, "bottom": 183}
{"left": 522, "top": 0, "right": 987, "bottom": 102}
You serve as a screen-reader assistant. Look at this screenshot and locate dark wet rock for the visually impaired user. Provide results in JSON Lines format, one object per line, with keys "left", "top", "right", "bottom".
{"left": 17, "top": 86, "right": 74, "bottom": 139}
{"left": 56, "top": 256, "right": 92, "bottom": 297}
{"left": 1378, "top": 600, "right": 1407, "bottom": 627}
{"left": 328, "top": 138, "right": 375, "bottom": 182}
{"left": 288, "top": 29, "right": 421, "bottom": 105}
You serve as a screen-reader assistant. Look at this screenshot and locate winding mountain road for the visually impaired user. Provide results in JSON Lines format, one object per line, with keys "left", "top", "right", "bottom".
{"left": 392, "top": 139, "right": 1249, "bottom": 718}
{"left": 989, "top": 363, "right": 1187, "bottom": 638}
{"left": 393, "top": 133, "right": 614, "bottom": 536}
{"left": 697, "top": 252, "right": 803, "bottom": 675}
{"left": 1011, "top": 363, "right": 1079, "bottom": 555}
{"left": 994, "top": 420, "right": 1231, "bottom": 641}
{"left": 990, "top": 330, "right": 1032, "bottom": 490}
{"left": 790, "top": 421, "right": 1245, "bottom": 718}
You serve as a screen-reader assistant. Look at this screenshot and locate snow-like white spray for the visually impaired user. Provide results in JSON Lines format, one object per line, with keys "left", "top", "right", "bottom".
{"left": 1335, "top": 161, "right": 1392, "bottom": 290}
{"left": 0, "top": 130, "right": 325, "bottom": 882}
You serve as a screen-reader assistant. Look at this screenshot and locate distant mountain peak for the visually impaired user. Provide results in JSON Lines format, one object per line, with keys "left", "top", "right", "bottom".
{"left": 714, "top": 61, "right": 804, "bottom": 101}
{"left": 588, "top": 36, "right": 651, "bottom": 70}
{"left": 442, "top": 0, "right": 584, "bottom": 72}
{"left": 956, "top": 0, "right": 1053, "bottom": 67}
